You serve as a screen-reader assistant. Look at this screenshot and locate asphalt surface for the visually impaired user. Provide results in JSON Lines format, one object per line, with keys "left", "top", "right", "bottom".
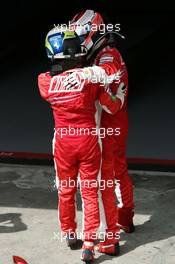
{"left": 0, "top": 163, "right": 175, "bottom": 264}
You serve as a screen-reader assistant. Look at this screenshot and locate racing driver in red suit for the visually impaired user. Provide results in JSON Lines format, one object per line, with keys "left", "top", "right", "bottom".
{"left": 67, "top": 10, "right": 135, "bottom": 254}
{"left": 38, "top": 27, "right": 124, "bottom": 262}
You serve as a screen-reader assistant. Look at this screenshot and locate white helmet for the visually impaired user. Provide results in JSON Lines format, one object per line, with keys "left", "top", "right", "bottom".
{"left": 45, "top": 26, "right": 86, "bottom": 59}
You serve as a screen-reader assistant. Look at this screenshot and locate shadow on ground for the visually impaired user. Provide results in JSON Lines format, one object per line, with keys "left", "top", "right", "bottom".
{"left": 118, "top": 174, "right": 175, "bottom": 260}
{"left": 0, "top": 213, "right": 27, "bottom": 233}
{"left": 0, "top": 164, "right": 175, "bottom": 261}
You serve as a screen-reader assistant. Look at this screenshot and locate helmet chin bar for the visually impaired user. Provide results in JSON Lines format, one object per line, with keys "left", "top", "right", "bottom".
{"left": 86, "top": 31, "right": 125, "bottom": 62}
{"left": 87, "top": 37, "right": 107, "bottom": 62}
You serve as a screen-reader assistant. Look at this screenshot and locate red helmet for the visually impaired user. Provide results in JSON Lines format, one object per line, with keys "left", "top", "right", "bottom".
{"left": 70, "top": 10, "right": 106, "bottom": 54}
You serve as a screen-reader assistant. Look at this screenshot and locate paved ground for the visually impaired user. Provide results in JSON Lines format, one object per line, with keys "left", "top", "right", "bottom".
{"left": 0, "top": 163, "right": 175, "bottom": 264}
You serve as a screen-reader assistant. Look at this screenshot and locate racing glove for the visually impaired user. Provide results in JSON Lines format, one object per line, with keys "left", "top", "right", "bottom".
{"left": 63, "top": 66, "right": 117, "bottom": 90}
{"left": 116, "top": 82, "right": 127, "bottom": 107}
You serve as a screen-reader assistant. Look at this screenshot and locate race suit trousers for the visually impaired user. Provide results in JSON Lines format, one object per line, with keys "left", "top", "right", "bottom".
{"left": 53, "top": 131, "right": 101, "bottom": 241}
{"left": 101, "top": 111, "right": 134, "bottom": 227}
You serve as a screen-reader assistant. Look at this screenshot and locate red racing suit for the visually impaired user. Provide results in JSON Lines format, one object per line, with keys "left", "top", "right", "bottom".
{"left": 93, "top": 46, "right": 134, "bottom": 227}
{"left": 38, "top": 69, "right": 121, "bottom": 241}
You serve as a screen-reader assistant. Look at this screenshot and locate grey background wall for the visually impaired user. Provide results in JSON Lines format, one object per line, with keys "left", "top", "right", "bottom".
{"left": 0, "top": 3, "right": 174, "bottom": 160}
